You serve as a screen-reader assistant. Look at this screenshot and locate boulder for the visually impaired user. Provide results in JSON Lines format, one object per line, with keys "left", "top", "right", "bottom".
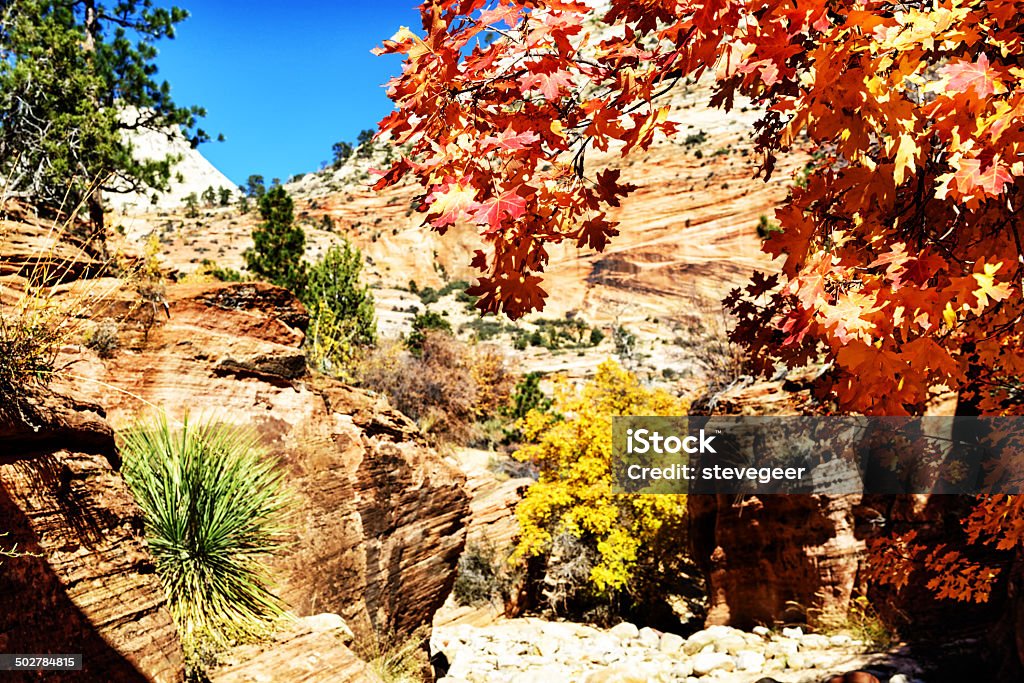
{"left": 0, "top": 396, "right": 184, "bottom": 682}
{"left": 690, "top": 650, "right": 735, "bottom": 676}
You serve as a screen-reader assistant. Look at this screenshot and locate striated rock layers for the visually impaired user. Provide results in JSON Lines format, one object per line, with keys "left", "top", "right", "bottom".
{"left": 688, "top": 377, "right": 1015, "bottom": 678}
{"left": 0, "top": 396, "right": 185, "bottom": 683}
{"left": 67, "top": 281, "right": 469, "bottom": 638}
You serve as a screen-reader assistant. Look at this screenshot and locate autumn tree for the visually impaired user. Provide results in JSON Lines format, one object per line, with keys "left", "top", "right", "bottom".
{"left": 373, "top": 0, "right": 1022, "bottom": 417}
{"left": 374, "top": 1, "right": 1024, "bottom": 607}
{"left": 512, "top": 360, "right": 691, "bottom": 618}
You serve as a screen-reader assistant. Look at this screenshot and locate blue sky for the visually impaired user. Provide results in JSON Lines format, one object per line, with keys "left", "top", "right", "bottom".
{"left": 154, "top": 1, "right": 422, "bottom": 186}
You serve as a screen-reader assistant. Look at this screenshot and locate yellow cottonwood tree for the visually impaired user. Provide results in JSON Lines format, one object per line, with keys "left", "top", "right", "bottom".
{"left": 513, "top": 360, "right": 687, "bottom": 594}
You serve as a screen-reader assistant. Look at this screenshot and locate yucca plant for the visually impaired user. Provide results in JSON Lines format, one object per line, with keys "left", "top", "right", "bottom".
{"left": 119, "top": 415, "right": 293, "bottom": 653}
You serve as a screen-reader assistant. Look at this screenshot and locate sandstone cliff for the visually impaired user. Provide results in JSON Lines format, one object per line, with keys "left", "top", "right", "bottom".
{"left": 63, "top": 280, "right": 470, "bottom": 639}
{"left": 0, "top": 395, "right": 185, "bottom": 683}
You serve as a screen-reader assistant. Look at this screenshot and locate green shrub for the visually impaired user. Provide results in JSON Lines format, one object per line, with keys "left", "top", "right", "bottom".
{"left": 417, "top": 286, "right": 440, "bottom": 305}
{"left": 302, "top": 239, "right": 377, "bottom": 378}
{"left": 589, "top": 327, "right": 605, "bottom": 346}
{"left": 438, "top": 280, "right": 470, "bottom": 297}
{"left": 119, "top": 415, "right": 293, "bottom": 657}
{"left": 200, "top": 259, "right": 246, "bottom": 282}
{"left": 756, "top": 214, "right": 783, "bottom": 239}
{"left": 503, "top": 372, "right": 551, "bottom": 421}
{"left": 406, "top": 310, "right": 451, "bottom": 352}
{"left": 683, "top": 130, "right": 707, "bottom": 146}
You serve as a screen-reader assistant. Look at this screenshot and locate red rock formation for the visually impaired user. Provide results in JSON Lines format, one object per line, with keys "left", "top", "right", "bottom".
{"left": 209, "top": 615, "right": 383, "bottom": 683}
{"left": 689, "top": 492, "right": 865, "bottom": 630}
{"left": 66, "top": 282, "right": 469, "bottom": 638}
{"left": 0, "top": 396, "right": 185, "bottom": 683}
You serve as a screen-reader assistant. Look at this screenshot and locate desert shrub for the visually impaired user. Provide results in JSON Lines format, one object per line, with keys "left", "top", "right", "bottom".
{"left": 200, "top": 259, "right": 246, "bottom": 282}
{"left": 302, "top": 239, "right": 377, "bottom": 379}
{"left": 452, "top": 540, "right": 521, "bottom": 607}
{"left": 119, "top": 415, "right": 293, "bottom": 661}
{"left": 683, "top": 130, "right": 707, "bottom": 146}
{"left": 417, "top": 286, "right": 440, "bottom": 305}
{"left": 503, "top": 372, "right": 552, "bottom": 421}
{"left": 589, "top": 327, "right": 605, "bottom": 346}
{"left": 359, "top": 333, "right": 511, "bottom": 447}
{"left": 406, "top": 310, "right": 452, "bottom": 352}
{"left": 612, "top": 325, "right": 636, "bottom": 365}
{"left": 756, "top": 214, "right": 783, "bottom": 239}
{"left": 470, "top": 346, "right": 516, "bottom": 419}
{"left": 0, "top": 211, "right": 120, "bottom": 424}
{"left": 438, "top": 280, "right": 470, "bottom": 296}
{"left": 512, "top": 360, "right": 691, "bottom": 618}
{"left": 351, "top": 625, "right": 430, "bottom": 683}
{"left": 809, "top": 595, "right": 894, "bottom": 652}
{"left": 499, "top": 372, "right": 553, "bottom": 445}
{"left": 84, "top": 320, "right": 119, "bottom": 358}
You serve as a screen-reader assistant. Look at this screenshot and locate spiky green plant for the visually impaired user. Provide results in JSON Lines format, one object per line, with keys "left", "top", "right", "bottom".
{"left": 119, "top": 415, "right": 293, "bottom": 652}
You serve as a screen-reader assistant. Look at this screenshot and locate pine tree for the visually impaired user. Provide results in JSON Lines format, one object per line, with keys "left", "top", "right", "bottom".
{"left": 244, "top": 186, "right": 306, "bottom": 295}
{"left": 0, "top": 0, "right": 206, "bottom": 231}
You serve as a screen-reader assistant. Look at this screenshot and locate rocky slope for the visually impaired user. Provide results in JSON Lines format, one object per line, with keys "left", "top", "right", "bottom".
{"left": 57, "top": 279, "right": 469, "bottom": 639}
{"left": 0, "top": 395, "right": 185, "bottom": 683}
{"left": 108, "top": 78, "right": 807, "bottom": 388}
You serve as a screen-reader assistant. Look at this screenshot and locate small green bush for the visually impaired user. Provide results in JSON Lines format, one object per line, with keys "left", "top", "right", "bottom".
{"left": 406, "top": 310, "right": 451, "bottom": 352}
{"left": 417, "top": 286, "right": 440, "bottom": 305}
{"left": 119, "top": 415, "right": 293, "bottom": 656}
{"left": 302, "top": 239, "right": 377, "bottom": 378}
{"left": 756, "top": 214, "right": 783, "bottom": 239}
{"left": 200, "top": 259, "right": 246, "bottom": 282}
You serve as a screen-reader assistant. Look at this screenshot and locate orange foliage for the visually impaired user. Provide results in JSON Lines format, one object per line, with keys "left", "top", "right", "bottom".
{"left": 374, "top": 0, "right": 1024, "bottom": 416}
{"left": 375, "top": 1, "right": 1024, "bottom": 602}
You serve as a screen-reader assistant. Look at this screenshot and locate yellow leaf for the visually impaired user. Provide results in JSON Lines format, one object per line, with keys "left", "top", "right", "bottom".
{"left": 973, "top": 260, "right": 1012, "bottom": 310}
{"left": 943, "top": 302, "right": 957, "bottom": 328}
{"left": 893, "top": 132, "right": 917, "bottom": 185}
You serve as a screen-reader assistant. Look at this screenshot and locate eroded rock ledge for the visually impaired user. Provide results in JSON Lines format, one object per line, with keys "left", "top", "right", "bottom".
{"left": 0, "top": 397, "right": 185, "bottom": 683}
{"left": 67, "top": 281, "right": 470, "bottom": 639}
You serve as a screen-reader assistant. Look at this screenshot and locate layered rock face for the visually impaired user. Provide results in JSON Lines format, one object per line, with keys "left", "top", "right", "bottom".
{"left": 0, "top": 397, "right": 185, "bottom": 683}
{"left": 688, "top": 378, "right": 1017, "bottom": 678}
{"left": 689, "top": 493, "right": 865, "bottom": 630}
{"left": 67, "top": 281, "right": 469, "bottom": 638}
{"left": 688, "top": 372, "right": 866, "bottom": 629}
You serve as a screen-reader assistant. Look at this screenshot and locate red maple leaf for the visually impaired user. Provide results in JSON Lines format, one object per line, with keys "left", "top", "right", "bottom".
{"left": 470, "top": 189, "right": 527, "bottom": 231}
{"left": 518, "top": 70, "right": 575, "bottom": 101}
{"left": 952, "top": 156, "right": 1012, "bottom": 196}
{"left": 942, "top": 53, "right": 1003, "bottom": 99}
{"left": 481, "top": 127, "right": 541, "bottom": 151}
